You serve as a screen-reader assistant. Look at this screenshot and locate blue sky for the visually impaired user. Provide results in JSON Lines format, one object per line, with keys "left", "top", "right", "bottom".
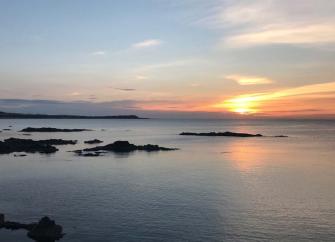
{"left": 1, "top": 0, "right": 335, "bottom": 118}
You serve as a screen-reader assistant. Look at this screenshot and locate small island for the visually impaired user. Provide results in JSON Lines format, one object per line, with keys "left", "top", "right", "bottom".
{"left": 0, "top": 138, "right": 77, "bottom": 155}
{"left": 180, "top": 131, "right": 263, "bottom": 137}
{"left": 74, "top": 140, "right": 178, "bottom": 156}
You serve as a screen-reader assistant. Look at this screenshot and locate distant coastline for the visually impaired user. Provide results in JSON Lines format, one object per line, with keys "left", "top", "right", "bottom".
{"left": 0, "top": 111, "right": 145, "bottom": 119}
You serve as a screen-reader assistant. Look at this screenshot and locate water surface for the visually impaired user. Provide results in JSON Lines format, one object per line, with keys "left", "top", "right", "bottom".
{"left": 0, "top": 119, "right": 334, "bottom": 241}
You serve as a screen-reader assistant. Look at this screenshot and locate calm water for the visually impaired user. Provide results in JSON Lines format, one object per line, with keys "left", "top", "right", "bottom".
{"left": 0, "top": 119, "right": 335, "bottom": 241}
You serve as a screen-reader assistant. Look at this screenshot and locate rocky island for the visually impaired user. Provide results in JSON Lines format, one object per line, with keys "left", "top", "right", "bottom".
{"left": 180, "top": 131, "right": 288, "bottom": 137}
{"left": 0, "top": 138, "right": 77, "bottom": 155}
{"left": 180, "top": 131, "right": 263, "bottom": 137}
{"left": 74, "top": 140, "right": 178, "bottom": 156}
{"left": 0, "top": 214, "right": 64, "bottom": 241}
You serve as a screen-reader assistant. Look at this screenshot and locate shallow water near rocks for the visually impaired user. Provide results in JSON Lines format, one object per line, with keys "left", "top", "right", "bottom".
{"left": 0, "top": 119, "right": 335, "bottom": 241}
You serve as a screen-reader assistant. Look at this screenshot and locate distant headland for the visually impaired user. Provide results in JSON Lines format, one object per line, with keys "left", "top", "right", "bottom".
{"left": 0, "top": 111, "right": 145, "bottom": 119}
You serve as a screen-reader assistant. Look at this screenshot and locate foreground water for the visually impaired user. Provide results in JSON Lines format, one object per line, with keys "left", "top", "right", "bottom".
{"left": 0, "top": 119, "right": 334, "bottom": 241}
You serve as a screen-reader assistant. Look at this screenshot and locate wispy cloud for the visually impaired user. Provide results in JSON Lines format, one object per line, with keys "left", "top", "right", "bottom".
{"left": 91, "top": 50, "right": 106, "bottom": 55}
{"left": 135, "top": 75, "right": 148, "bottom": 80}
{"left": 132, "top": 39, "right": 162, "bottom": 49}
{"left": 198, "top": 0, "right": 335, "bottom": 48}
{"left": 226, "top": 74, "right": 274, "bottom": 85}
{"left": 112, "top": 87, "right": 136, "bottom": 92}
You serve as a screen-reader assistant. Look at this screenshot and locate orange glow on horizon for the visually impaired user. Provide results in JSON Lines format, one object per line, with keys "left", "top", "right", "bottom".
{"left": 212, "top": 81, "right": 335, "bottom": 116}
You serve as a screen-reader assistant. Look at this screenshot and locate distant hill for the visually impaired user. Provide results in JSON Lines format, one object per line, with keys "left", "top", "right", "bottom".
{"left": 0, "top": 111, "right": 145, "bottom": 119}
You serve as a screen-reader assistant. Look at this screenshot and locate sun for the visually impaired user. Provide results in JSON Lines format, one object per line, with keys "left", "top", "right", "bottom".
{"left": 235, "top": 108, "right": 249, "bottom": 115}
{"left": 213, "top": 94, "right": 260, "bottom": 114}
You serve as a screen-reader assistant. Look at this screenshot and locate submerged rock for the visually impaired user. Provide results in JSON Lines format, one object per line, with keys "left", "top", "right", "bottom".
{"left": 74, "top": 140, "right": 177, "bottom": 156}
{"left": 180, "top": 131, "right": 263, "bottom": 137}
{"left": 20, "top": 127, "right": 91, "bottom": 132}
{"left": 84, "top": 139, "right": 103, "bottom": 144}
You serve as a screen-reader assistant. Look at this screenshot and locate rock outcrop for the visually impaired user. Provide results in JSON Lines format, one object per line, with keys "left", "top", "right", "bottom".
{"left": 84, "top": 139, "right": 103, "bottom": 144}
{"left": 0, "top": 214, "right": 64, "bottom": 241}
{"left": 0, "top": 138, "right": 58, "bottom": 154}
{"left": 180, "top": 131, "right": 263, "bottom": 137}
{"left": 74, "top": 140, "right": 177, "bottom": 156}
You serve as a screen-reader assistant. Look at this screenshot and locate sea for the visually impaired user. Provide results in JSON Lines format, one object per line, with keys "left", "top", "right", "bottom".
{"left": 0, "top": 119, "right": 334, "bottom": 241}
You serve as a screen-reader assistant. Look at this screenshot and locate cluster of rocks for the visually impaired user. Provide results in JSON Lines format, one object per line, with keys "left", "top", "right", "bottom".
{"left": 0, "top": 214, "right": 64, "bottom": 241}
{"left": 180, "top": 131, "right": 263, "bottom": 137}
{"left": 180, "top": 131, "right": 288, "bottom": 138}
{"left": 74, "top": 140, "right": 177, "bottom": 156}
{"left": 0, "top": 138, "right": 77, "bottom": 155}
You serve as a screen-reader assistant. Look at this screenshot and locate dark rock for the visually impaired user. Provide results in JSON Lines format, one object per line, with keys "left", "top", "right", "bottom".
{"left": 180, "top": 131, "right": 263, "bottom": 137}
{"left": 2, "top": 128, "right": 11, "bottom": 131}
{"left": 0, "top": 214, "right": 4, "bottom": 225}
{"left": 20, "top": 127, "right": 91, "bottom": 132}
{"left": 274, "top": 135, "right": 288, "bottom": 137}
{"left": 22, "top": 133, "right": 32, "bottom": 136}
{"left": 42, "top": 139, "right": 77, "bottom": 145}
{"left": 84, "top": 139, "right": 103, "bottom": 144}
{"left": 74, "top": 140, "right": 178, "bottom": 155}
{"left": 27, "top": 216, "right": 64, "bottom": 242}
{"left": 0, "top": 138, "right": 58, "bottom": 154}
{"left": 14, "top": 154, "right": 27, "bottom": 157}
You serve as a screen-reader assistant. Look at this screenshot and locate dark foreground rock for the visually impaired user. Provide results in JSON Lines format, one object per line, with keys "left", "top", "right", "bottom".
{"left": 0, "top": 214, "right": 64, "bottom": 241}
{"left": 84, "top": 139, "right": 103, "bottom": 144}
{"left": 180, "top": 131, "right": 263, "bottom": 137}
{"left": 28, "top": 216, "right": 64, "bottom": 241}
{"left": 0, "top": 138, "right": 77, "bottom": 155}
{"left": 74, "top": 140, "right": 178, "bottom": 156}
{"left": 20, "top": 127, "right": 91, "bottom": 132}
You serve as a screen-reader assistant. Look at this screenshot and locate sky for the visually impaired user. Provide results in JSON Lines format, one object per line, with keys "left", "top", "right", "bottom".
{"left": 0, "top": 0, "right": 335, "bottom": 118}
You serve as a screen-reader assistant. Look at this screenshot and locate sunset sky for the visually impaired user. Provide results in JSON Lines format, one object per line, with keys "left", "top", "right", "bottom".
{"left": 1, "top": 0, "right": 335, "bottom": 118}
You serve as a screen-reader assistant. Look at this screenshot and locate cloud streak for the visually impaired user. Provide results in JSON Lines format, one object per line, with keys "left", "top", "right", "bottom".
{"left": 132, "top": 39, "right": 162, "bottom": 49}
{"left": 199, "top": 0, "right": 335, "bottom": 48}
{"left": 226, "top": 74, "right": 274, "bottom": 85}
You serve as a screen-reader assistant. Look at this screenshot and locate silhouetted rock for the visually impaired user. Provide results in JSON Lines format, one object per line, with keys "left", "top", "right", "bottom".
{"left": 84, "top": 139, "right": 103, "bottom": 144}
{"left": 274, "top": 135, "right": 288, "bottom": 137}
{"left": 14, "top": 154, "right": 27, "bottom": 157}
{"left": 2, "top": 128, "right": 11, "bottom": 131}
{"left": 0, "top": 214, "right": 64, "bottom": 242}
{"left": 0, "top": 138, "right": 58, "bottom": 154}
{"left": 42, "top": 139, "right": 77, "bottom": 145}
{"left": 0, "top": 214, "right": 4, "bottom": 225}
{"left": 74, "top": 140, "right": 177, "bottom": 155}
{"left": 20, "top": 127, "right": 91, "bottom": 132}
{"left": 27, "top": 216, "right": 64, "bottom": 241}
{"left": 180, "top": 131, "right": 263, "bottom": 137}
